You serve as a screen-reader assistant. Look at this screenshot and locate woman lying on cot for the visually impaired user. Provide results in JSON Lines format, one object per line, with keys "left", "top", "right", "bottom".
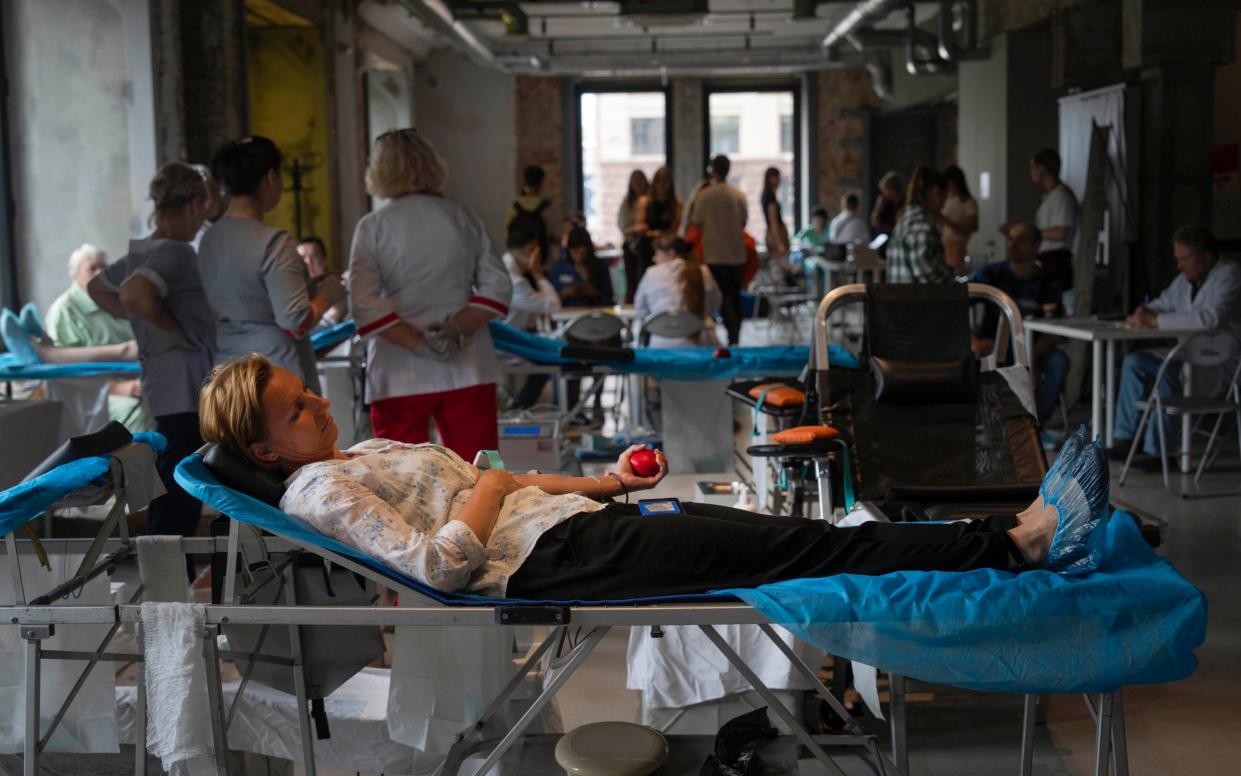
{"left": 198, "top": 354, "right": 1111, "bottom": 599}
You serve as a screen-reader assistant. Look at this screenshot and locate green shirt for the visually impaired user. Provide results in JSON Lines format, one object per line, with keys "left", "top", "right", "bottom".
{"left": 44, "top": 283, "right": 154, "bottom": 432}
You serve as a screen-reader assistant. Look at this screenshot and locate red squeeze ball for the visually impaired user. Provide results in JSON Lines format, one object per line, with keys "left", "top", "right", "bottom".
{"left": 630, "top": 449, "right": 660, "bottom": 477}
{"left": 714, "top": 347, "right": 731, "bottom": 359}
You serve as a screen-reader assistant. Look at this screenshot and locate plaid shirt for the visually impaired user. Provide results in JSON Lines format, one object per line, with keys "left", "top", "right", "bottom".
{"left": 884, "top": 204, "right": 954, "bottom": 284}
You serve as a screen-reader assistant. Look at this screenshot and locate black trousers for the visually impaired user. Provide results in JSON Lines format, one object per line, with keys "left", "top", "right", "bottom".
{"left": 507, "top": 502, "right": 1021, "bottom": 600}
{"left": 708, "top": 264, "right": 745, "bottom": 345}
{"left": 148, "top": 412, "right": 205, "bottom": 538}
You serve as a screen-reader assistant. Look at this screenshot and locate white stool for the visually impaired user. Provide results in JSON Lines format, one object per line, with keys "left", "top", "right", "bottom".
{"left": 554, "top": 722, "right": 669, "bottom": 776}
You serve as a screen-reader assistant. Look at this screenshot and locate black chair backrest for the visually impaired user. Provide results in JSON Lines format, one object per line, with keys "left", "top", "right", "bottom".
{"left": 201, "top": 443, "right": 287, "bottom": 506}
{"left": 866, "top": 282, "right": 971, "bottom": 363}
{"left": 23, "top": 421, "right": 133, "bottom": 482}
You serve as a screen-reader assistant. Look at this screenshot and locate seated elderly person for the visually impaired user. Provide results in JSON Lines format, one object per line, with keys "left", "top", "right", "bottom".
{"left": 1111, "top": 224, "right": 1241, "bottom": 465}
{"left": 196, "top": 354, "right": 1113, "bottom": 598}
{"left": 42, "top": 244, "right": 152, "bottom": 431}
{"left": 971, "top": 222, "right": 1066, "bottom": 423}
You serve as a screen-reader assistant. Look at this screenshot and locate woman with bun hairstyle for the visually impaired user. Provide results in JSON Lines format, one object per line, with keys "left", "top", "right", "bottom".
{"left": 86, "top": 162, "right": 216, "bottom": 539}
{"left": 197, "top": 136, "right": 346, "bottom": 394}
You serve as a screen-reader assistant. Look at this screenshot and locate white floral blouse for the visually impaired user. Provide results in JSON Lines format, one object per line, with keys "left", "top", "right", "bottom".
{"left": 280, "top": 440, "right": 606, "bottom": 596}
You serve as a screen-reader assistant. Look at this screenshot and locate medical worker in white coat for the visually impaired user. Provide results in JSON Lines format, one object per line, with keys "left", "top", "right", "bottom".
{"left": 348, "top": 128, "right": 513, "bottom": 458}
{"left": 197, "top": 136, "right": 346, "bottom": 394}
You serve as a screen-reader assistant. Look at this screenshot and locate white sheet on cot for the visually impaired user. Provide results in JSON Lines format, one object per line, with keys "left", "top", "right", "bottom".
{"left": 0, "top": 550, "right": 118, "bottom": 753}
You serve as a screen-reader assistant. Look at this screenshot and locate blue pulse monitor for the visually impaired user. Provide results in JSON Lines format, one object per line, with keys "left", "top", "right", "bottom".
{"left": 638, "top": 498, "right": 684, "bottom": 516}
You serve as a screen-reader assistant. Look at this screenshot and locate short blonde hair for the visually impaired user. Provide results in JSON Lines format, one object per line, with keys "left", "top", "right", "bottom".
{"left": 199, "top": 353, "right": 274, "bottom": 459}
{"left": 68, "top": 243, "right": 106, "bottom": 275}
{"left": 365, "top": 129, "right": 447, "bottom": 199}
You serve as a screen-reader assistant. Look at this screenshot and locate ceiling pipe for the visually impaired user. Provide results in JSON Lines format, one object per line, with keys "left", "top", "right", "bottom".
{"left": 394, "top": 0, "right": 497, "bottom": 66}
{"left": 936, "top": 0, "right": 983, "bottom": 62}
{"left": 821, "top": 0, "right": 907, "bottom": 51}
{"left": 903, "top": 3, "right": 947, "bottom": 75}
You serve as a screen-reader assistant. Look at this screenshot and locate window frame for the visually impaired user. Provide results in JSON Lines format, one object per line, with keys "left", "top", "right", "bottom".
{"left": 701, "top": 83, "right": 802, "bottom": 232}
{"left": 572, "top": 82, "right": 673, "bottom": 221}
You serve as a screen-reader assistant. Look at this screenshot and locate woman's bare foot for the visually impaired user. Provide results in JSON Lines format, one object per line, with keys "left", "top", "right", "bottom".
{"left": 1007, "top": 498, "right": 1059, "bottom": 564}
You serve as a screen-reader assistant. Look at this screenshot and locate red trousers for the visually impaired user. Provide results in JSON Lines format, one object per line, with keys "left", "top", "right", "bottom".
{"left": 370, "top": 383, "right": 499, "bottom": 461}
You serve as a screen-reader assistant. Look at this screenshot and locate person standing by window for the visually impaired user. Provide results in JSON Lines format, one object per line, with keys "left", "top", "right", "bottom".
{"left": 634, "top": 166, "right": 682, "bottom": 285}
{"left": 940, "top": 166, "right": 979, "bottom": 275}
{"left": 691, "top": 155, "right": 748, "bottom": 345}
{"left": 617, "top": 169, "right": 649, "bottom": 304}
{"left": 761, "top": 167, "right": 792, "bottom": 277}
{"left": 349, "top": 129, "right": 512, "bottom": 458}
{"left": 197, "top": 136, "right": 345, "bottom": 393}
{"left": 885, "top": 166, "right": 953, "bottom": 284}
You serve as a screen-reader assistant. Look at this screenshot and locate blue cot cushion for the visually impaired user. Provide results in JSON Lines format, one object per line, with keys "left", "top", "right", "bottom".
{"left": 175, "top": 453, "right": 1206, "bottom": 695}
{"left": 0, "top": 432, "right": 165, "bottom": 537}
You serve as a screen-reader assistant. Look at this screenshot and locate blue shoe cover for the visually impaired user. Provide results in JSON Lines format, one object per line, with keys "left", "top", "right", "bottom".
{"left": 1043, "top": 437, "right": 1110, "bottom": 575}
{"left": 1, "top": 309, "right": 40, "bottom": 365}
{"left": 1040, "top": 425, "right": 1088, "bottom": 505}
{"left": 19, "top": 302, "right": 44, "bottom": 340}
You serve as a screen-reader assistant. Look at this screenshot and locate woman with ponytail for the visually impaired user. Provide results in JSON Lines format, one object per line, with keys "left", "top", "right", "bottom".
{"left": 634, "top": 234, "right": 722, "bottom": 348}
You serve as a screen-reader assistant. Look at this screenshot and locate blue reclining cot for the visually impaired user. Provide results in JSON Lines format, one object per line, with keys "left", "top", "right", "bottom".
{"left": 162, "top": 445, "right": 1205, "bottom": 776}
{"left": 0, "top": 426, "right": 165, "bottom": 776}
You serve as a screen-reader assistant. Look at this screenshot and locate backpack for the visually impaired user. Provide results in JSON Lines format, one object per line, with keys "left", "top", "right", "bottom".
{"left": 509, "top": 198, "right": 551, "bottom": 263}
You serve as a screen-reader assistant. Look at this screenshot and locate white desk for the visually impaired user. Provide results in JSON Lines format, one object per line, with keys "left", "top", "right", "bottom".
{"left": 1024, "top": 318, "right": 1201, "bottom": 468}
{"left": 549, "top": 305, "right": 638, "bottom": 324}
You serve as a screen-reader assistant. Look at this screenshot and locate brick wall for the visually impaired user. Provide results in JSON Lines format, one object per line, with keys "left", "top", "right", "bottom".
{"left": 816, "top": 69, "right": 882, "bottom": 216}
{"left": 514, "top": 76, "right": 565, "bottom": 231}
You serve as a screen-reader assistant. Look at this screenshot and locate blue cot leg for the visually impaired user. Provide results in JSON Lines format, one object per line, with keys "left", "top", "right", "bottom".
{"left": 698, "top": 624, "right": 851, "bottom": 776}
{"left": 1020, "top": 694, "right": 1037, "bottom": 776}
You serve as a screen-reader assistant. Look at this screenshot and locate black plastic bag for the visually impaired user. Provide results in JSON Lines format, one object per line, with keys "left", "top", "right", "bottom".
{"left": 700, "top": 707, "right": 778, "bottom": 776}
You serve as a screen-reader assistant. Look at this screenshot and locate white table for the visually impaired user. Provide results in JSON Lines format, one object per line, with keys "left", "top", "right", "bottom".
{"left": 1024, "top": 318, "right": 1202, "bottom": 470}
{"left": 549, "top": 304, "right": 638, "bottom": 325}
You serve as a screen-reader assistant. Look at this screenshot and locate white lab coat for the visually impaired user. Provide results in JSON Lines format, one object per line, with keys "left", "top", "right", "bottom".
{"left": 349, "top": 194, "right": 513, "bottom": 402}
{"left": 633, "top": 259, "right": 722, "bottom": 349}
{"left": 502, "top": 252, "right": 561, "bottom": 331}
{"left": 626, "top": 625, "right": 826, "bottom": 709}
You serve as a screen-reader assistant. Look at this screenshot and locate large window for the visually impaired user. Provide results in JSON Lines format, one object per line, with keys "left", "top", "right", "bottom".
{"left": 579, "top": 90, "right": 668, "bottom": 247}
{"left": 707, "top": 90, "right": 798, "bottom": 236}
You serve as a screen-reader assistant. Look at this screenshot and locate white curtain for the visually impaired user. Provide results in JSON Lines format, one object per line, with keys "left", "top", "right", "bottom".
{"left": 1059, "top": 84, "right": 1129, "bottom": 266}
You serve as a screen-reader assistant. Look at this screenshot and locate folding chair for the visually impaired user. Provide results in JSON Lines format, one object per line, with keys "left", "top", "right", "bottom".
{"left": 1119, "top": 330, "right": 1241, "bottom": 497}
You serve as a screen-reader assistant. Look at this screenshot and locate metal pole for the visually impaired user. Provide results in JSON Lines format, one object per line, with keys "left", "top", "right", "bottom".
{"left": 282, "top": 564, "right": 317, "bottom": 776}
{"left": 1093, "top": 693, "right": 1114, "bottom": 776}
{"left": 1110, "top": 690, "right": 1129, "bottom": 776}
{"left": 1020, "top": 694, "right": 1037, "bottom": 776}
{"left": 699, "top": 624, "right": 850, "bottom": 776}
{"left": 135, "top": 624, "right": 147, "bottom": 776}
{"left": 22, "top": 632, "right": 42, "bottom": 776}
{"left": 469, "top": 626, "right": 611, "bottom": 776}
{"left": 889, "top": 673, "right": 908, "bottom": 776}
{"left": 202, "top": 625, "right": 232, "bottom": 776}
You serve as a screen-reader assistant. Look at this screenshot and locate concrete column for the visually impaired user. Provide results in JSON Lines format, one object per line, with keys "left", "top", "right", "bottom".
{"left": 149, "top": 0, "right": 184, "bottom": 163}
{"left": 1124, "top": 0, "right": 1235, "bottom": 295}
{"left": 671, "top": 78, "right": 704, "bottom": 200}
{"left": 178, "top": 0, "right": 248, "bottom": 164}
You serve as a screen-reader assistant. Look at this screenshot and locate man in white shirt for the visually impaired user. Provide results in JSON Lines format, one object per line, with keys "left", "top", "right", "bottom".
{"left": 502, "top": 226, "right": 560, "bottom": 408}
{"left": 1001, "top": 148, "right": 1077, "bottom": 290}
{"left": 828, "top": 194, "right": 870, "bottom": 245}
{"left": 1111, "top": 224, "right": 1241, "bottom": 464}
{"left": 691, "top": 155, "right": 748, "bottom": 345}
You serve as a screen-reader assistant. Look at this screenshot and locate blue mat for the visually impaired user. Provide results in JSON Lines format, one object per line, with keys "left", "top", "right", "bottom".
{"left": 0, "top": 361, "right": 141, "bottom": 379}
{"left": 301, "top": 319, "right": 854, "bottom": 378}
{"left": 0, "top": 432, "right": 166, "bottom": 536}
{"left": 176, "top": 453, "right": 1204, "bottom": 694}
{"left": 487, "top": 321, "right": 856, "bottom": 378}
{"left": 311, "top": 320, "right": 356, "bottom": 351}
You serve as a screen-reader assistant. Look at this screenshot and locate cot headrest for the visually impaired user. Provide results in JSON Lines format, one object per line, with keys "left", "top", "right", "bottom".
{"left": 23, "top": 421, "right": 133, "bottom": 482}
{"left": 871, "top": 356, "right": 977, "bottom": 404}
{"left": 201, "top": 444, "right": 287, "bottom": 506}
{"left": 866, "top": 283, "right": 971, "bottom": 362}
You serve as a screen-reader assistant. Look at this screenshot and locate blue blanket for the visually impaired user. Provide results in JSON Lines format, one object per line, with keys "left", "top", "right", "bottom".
{"left": 0, "top": 432, "right": 166, "bottom": 536}
{"left": 175, "top": 453, "right": 1204, "bottom": 694}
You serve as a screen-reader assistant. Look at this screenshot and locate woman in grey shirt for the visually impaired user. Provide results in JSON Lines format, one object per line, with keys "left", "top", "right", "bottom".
{"left": 88, "top": 162, "right": 216, "bottom": 542}
{"left": 197, "top": 136, "right": 344, "bottom": 393}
